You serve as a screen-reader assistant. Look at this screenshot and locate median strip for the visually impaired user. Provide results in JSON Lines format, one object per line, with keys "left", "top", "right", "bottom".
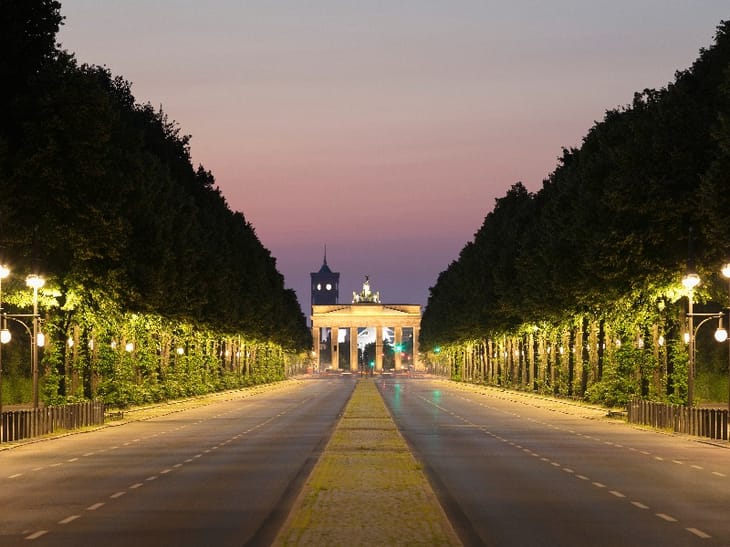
{"left": 273, "top": 378, "right": 462, "bottom": 546}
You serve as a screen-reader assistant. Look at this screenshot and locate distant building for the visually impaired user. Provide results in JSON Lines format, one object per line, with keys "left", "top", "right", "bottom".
{"left": 310, "top": 247, "right": 339, "bottom": 310}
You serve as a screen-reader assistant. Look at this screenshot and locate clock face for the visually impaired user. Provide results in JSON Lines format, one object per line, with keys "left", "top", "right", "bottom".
{"left": 316, "top": 283, "right": 322, "bottom": 290}
{"left": 325, "top": 283, "right": 332, "bottom": 291}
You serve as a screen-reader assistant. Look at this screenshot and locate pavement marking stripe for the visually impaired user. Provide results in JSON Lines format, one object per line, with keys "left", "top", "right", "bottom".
{"left": 59, "top": 515, "right": 80, "bottom": 524}
{"left": 9, "top": 473, "right": 23, "bottom": 478}
{"left": 25, "top": 530, "right": 48, "bottom": 540}
{"left": 130, "top": 483, "right": 144, "bottom": 489}
{"left": 86, "top": 503, "right": 105, "bottom": 511}
{"left": 692, "top": 465, "right": 704, "bottom": 470}
{"left": 631, "top": 501, "right": 649, "bottom": 509}
{"left": 160, "top": 469, "right": 172, "bottom": 474}
{"left": 609, "top": 490, "right": 626, "bottom": 498}
{"left": 712, "top": 471, "right": 726, "bottom": 477}
{"left": 146, "top": 476, "right": 158, "bottom": 481}
{"left": 656, "top": 513, "right": 677, "bottom": 522}
{"left": 686, "top": 528, "right": 711, "bottom": 539}
{"left": 593, "top": 482, "right": 606, "bottom": 488}
{"left": 110, "top": 491, "right": 126, "bottom": 499}
{"left": 67, "top": 458, "right": 79, "bottom": 462}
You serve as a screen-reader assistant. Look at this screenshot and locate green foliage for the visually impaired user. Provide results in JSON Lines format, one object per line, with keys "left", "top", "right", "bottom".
{"left": 421, "top": 20, "right": 730, "bottom": 405}
{"left": 585, "top": 346, "right": 658, "bottom": 407}
{"left": 0, "top": 2, "right": 309, "bottom": 408}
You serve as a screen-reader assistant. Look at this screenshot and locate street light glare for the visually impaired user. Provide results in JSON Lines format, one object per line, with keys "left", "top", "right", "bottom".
{"left": 25, "top": 274, "right": 45, "bottom": 289}
{"left": 682, "top": 273, "right": 701, "bottom": 289}
{"left": 715, "top": 328, "right": 728, "bottom": 343}
{"left": 0, "top": 265, "right": 9, "bottom": 279}
{"left": 722, "top": 263, "right": 730, "bottom": 279}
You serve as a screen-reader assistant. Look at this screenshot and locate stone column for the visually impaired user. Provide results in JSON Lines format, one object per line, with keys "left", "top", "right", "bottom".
{"left": 412, "top": 325, "right": 421, "bottom": 370}
{"left": 331, "top": 327, "right": 339, "bottom": 370}
{"left": 375, "top": 326, "right": 383, "bottom": 371}
{"left": 350, "top": 327, "right": 359, "bottom": 372}
{"left": 311, "top": 327, "right": 320, "bottom": 372}
{"left": 394, "top": 326, "right": 403, "bottom": 370}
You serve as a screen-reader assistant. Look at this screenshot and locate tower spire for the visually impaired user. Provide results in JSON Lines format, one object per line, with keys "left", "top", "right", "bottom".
{"left": 323, "top": 244, "right": 328, "bottom": 266}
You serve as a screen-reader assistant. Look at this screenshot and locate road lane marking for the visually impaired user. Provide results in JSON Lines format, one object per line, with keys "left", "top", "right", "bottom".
{"left": 83, "top": 452, "right": 95, "bottom": 457}
{"left": 160, "top": 468, "right": 172, "bottom": 474}
{"left": 592, "top": 482, "right": 606, "bottom": 488}
{"left": 25, "top": 530, "right": 48, "bottom": 540}
{"left": 173, "top": 463, "right": 183, "bottom": 468}
{"left": 67, "top": 458, "right": 79, "bottom": 462}
{"left": 9, "top": 473, "right": 23, "bottom": 478}
{"left": 59, "top": 515, "right": 80, "bottom": 524}
{"left": 691, "top": 465, "right": 704, "bottom": 470}
{"left": 110, "top": 491, "right": 126, "bottom": 499}
{"left": 712, "top": 471, "right": 726, "bottom": 477}
{"left": 563, "top": 468, "right": 574, "bottom": 474}
{"left": 609, "top": 490, "right": 626, "bottom": 498}
{"left": 654, "top": 456, "right": 664, "bottom": 461}
{"left": 576, "top": 475, "right": 590, "bottom": 481}
{"left": 687, "top": 528, "right": 711, "bottom": 538}
{"left": 656, "top": 513, "right": 677, "bottom": 522}
{"left": 146, "top": 476, "right": 158, "bottom": 481}
{"left": 87, "top": 502, "right": 104, "bottom": 511}
{"left": 631, "top": 501, "right": 649, "bottom": 509}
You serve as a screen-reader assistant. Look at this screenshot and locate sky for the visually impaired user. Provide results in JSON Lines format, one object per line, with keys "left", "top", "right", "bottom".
{"left": 57, "top": 1, "right": 729, "bottom": 317}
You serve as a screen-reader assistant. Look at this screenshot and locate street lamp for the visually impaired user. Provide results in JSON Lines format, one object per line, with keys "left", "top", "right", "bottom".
{"left": 682, "top": 271, "right": 702, "bottom": 407}
{"left": 722, "top": 263, "right": 730, "bottom": 417}
{"left": 26, "top": 274, "right": 44, "bottom": 408}
{"left": 0, "top": 264, "right": 9, "bottom": 420}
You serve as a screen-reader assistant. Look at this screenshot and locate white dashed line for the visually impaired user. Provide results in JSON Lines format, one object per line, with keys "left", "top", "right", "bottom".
{"left": 631, "top": 501, "right": 649, "bottom": 509}
{"left": 25, "top": 530, "right": 48, "bottom": 540}
{"left": 9, "top": 473, "right": 23, "bottom": 478}
{"left": 130, "top": 483, "right": 144, "bottom": 489}
{"left": 576, "top": 475, "right": 590, "bottom": 481}
{"left": 146, "top": 476, "right": 158, "bottom": 482}
{"left": 609, "top": 490, "right": 626, "bottom": 498}
{"left": 712, "top": 471, "right": 726, "bottom": 477}
{"left": 87, "top": 502, "right": 104, "bottom": 511}
{"left": 686, "top": 528, "right": 711, "bottom": 539}
{"left": 110, "top": 491, "right": 126, "bottom": 499}
{"left": 59, "top": 515, "right": 80, "bottom": 524}
{"left": 656, "top": 513, "right": 677, "bottom": 522}
{"left": 691, "top": 465, "right": 704, "bottom": 470}
{"left": 160, "top": 468, "right": 172, "bottom": 474}
{"left": 67, "top": 457, "right": 79, "bottom": 462}
{"left": 592, "top": 482, "right": 606, "bottom": 488}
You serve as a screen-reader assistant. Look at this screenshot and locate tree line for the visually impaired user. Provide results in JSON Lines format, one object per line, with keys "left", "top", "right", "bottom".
{"left": 0, "top": 1, "right": 311, "bottom": 406}
{"left": 421, "top": 21, "right": 730, "bottom": 406}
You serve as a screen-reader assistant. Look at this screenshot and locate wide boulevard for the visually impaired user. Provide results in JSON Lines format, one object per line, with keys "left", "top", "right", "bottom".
{"left": 3, "top": 376, "right": 730, "bottom": 546}
{"left": 0, "top": 378, "right": 355, "bottom": 547}
{"left": 378, "top": 376, "right": 730, "bottom": 546}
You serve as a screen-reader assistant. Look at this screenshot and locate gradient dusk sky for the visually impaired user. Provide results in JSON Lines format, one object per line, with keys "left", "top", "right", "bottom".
{"left": 57, "top": 1, "right": 728, "bottom": 316}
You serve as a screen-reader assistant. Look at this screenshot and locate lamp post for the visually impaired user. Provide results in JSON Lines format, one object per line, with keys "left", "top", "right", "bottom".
{"left": 0, "top": 264, "right": 9, "bottom": 421}
{"left": 26, "top": 274, "right": 44, "bottom": 409}
{"left": 682, "top": 272, "right": 701, "bottom": 407}
{"left": 722, "top": 263, "right": 730, "bottom": 417}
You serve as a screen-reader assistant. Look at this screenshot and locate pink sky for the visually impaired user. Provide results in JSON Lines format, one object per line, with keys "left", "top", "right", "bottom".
{"left": 57, "top": 1, "right": 729, "bottom": 314}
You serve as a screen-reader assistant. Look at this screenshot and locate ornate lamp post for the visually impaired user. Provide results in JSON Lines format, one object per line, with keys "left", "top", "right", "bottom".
{"left": 26, "top": 274, "right": 45, "bottom": 408}
{"left": 722, "top": 263, "right": 730, "bottom": 417}
{"left": 0, "top": 264, "right": 9, "bottom": 420}
{"left": 682, "top": 272, "right": 700, "bottom": 406}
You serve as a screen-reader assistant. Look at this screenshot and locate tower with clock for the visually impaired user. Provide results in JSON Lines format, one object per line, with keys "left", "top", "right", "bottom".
{"left": 310, "top": 247, "right": 339, "bottom": 309}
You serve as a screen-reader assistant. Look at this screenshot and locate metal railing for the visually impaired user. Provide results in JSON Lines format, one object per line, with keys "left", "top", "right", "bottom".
{"left": 627, "top": 398, "right": 728, "bottom": 441}
{"left": 0, "top": 401, "right": 106, "bottom": 443}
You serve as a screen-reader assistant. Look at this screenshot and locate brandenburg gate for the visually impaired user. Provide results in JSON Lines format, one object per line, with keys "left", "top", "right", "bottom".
{"left": 311, "top": 277, "right": 422, "bottom": 372}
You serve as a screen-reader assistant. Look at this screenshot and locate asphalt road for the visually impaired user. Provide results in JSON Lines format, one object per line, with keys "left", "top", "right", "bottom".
{"left": 0, "top": 377, "right": 356, "bottom": 547}
{"left": 378, "top": 377, "right": 730, "bottom": 547}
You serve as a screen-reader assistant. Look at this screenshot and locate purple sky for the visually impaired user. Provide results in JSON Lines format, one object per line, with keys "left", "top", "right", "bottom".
{"left": 57, "top": 1, "right": 728, "bottom": 316}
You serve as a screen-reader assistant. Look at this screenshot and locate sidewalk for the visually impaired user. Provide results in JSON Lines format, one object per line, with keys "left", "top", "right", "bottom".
{"left": 273, "top": 378, "right": 462, "bottom": 546}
